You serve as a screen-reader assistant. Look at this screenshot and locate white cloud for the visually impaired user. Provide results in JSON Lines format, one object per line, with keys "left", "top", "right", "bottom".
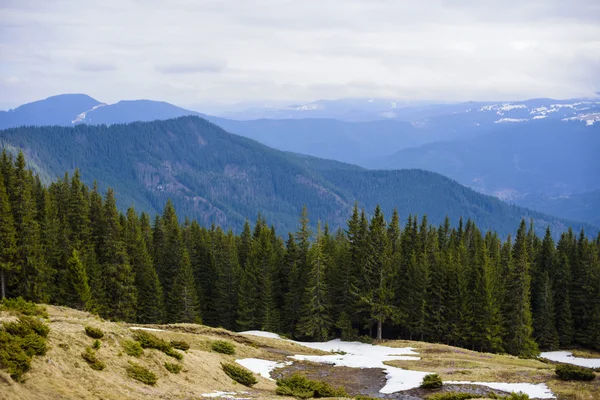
{"left": 0, "top": 0, "right": 599, "bottom": 109}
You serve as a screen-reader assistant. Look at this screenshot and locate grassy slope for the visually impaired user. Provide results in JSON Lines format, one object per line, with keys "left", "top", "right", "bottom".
{"left": 384, "top": 340, "right": 599, "bottom": 400}
{"left": 0, "top": 306, "right": 324, "bottom": 400}
{"left": 2, "top": 305, "right": 599, "bottom": 400}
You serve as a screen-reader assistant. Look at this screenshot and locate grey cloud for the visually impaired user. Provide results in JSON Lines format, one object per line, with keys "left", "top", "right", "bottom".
{"left": 155, "top": 60, "right": 227, "bottom": 74}
{"left": 77, "top": 61, "right": 117, "bottom": 72}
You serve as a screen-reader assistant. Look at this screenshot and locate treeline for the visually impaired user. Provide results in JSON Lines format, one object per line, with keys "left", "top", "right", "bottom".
{"left": 1, "top": 151, "right": 600, "bottom": 357}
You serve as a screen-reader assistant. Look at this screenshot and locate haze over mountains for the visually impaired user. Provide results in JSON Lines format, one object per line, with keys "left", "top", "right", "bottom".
{"left": 1, "top": 93, "right": 599, "bottom": 230}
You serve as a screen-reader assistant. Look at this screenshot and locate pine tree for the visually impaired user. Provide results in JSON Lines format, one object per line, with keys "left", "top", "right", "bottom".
{"left": 98, "top": 189, "right": 136, "bottom": 321}
{"left": 64, "top": 249, "right": 91, "bottom": 310}
{"left": 169, "top": 250, "right": 200, "bottom": 323}
{"left": 297, "top": 222, "right": 332, "bottom": 341}
{"left": 532, "top": 228, "right": 559, "bottom": 350}
{"left": 504, "top": 220, "right": 538, "bottom": 357}
{"left": 214, "top": 229, "right": 241, "bottom": 330}
{"left": 13, "top": 152, "right": 50, "bottom": 302}
{"left": 0, "top": 174, "right": 17, "bottom": 299}
{"left": 360, "top": 206, "right": 397, "bottom": 340}
{"left": 125, "top": 208, "right": 165, "bottom": 324}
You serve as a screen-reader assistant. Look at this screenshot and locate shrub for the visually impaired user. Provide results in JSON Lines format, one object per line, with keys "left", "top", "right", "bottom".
{"left": 170, "top": 340, "right": 190, "bottom": 351}
{"left": 275, "top": 373, "right": 349, "bottom": 398}
{"left": 358, "top": 335, "right": 373, "bottom": 344}
{"left": 122, "top": 340, "right": 144, "bottom": 357}
{"left": 164, "top": 362, "right": 183, "bottom": 374}
{"left": 92, "top": 339, "right": 101, "bottom": 350}
{"left": 165, "top": 347, "right": 183, "bottom": 360}
{"left": 19, "top": 334, "right": 47, "bottom": 356}
{"left": 0, "top": 297, "right": 48, "bottom": 318}
{"left": 489, "top": 393, "right": 530, "bottom": 400}
{"left": 421, "top": 373, "right": 443, "bottom": 389}
{"left": 134, "top": 330, "right": 170, "bottom": 352}
{"left": 4, "top": 316, "right": 49, "bottom": 338}
{"left": 211, "top": 340, "right": 235, "bottom": 355}
{"left": 555, "top": 364, "right": 595, "bottom": 381}
{"left": 426, "top": 393, "right": 480, "bottom": 400}
{"left": 0, "top": 332, "right": 31, "bottom": 381}
{"left": 126, "top": 362, "right": 157, "bottom": 385}
{"left": 84, "top": 326, "right": 104, "bottom": 339}
{"left": 221, "top": 362, "right": 258, "bottom": 387}
{"left": 81, "top": 347, "right": 106, "bottom": 371}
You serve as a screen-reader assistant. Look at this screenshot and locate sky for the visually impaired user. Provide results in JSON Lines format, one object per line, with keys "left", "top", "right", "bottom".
{"left": 1, "top": 0, "right": 599, "bottom": 110}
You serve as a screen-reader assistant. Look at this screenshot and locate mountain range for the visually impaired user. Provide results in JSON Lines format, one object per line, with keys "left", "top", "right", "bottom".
{"left": 1, "top": 94, "right": 599, "bottom": 229}
{"left": 2, "top": 116, "right": 596, "bottom": 237}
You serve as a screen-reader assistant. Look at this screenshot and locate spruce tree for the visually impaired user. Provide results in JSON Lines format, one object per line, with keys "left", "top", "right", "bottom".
{"left": 0, "top": 174, "right": 17, "bottom": 299}
{"left": 297, "top": 222, "right": 332, "bottom": 341}
{"left": 98, "top": 189, "right": 136, "bottom": 321}
{"left": 125, "top": 208, "right": 165, "bottom": 324}
{"left": 64, "top": 249, "right": 92, "bottom": 310}
{"left": 169, "top": 250, "right": 200, "bottom": 323}
{"left": 532, "top": 228, "right": 559, "bottom": 350}
{"left": 214, "top": 229, "right": 241, "bottom": 330}
{"left": 504, "top": 220, "right": 538, "bottom": 357}
{"left": 361, "top": 206, "right": 397, "bottom": 340}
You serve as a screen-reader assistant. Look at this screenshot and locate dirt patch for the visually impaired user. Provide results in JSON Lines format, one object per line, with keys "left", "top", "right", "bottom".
{"left": 272, "top": 360, "right": 388, "bottom": 398}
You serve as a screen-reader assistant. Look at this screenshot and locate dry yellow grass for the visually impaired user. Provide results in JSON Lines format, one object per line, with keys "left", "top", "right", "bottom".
{"left": 0, "top": 305, "right": 325, "bottom": 400}
{"left": 382, "top": 340, "right": 600, "bottom": 400}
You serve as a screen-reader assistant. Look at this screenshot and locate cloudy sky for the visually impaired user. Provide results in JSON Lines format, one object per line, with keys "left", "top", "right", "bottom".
{"left": 1, "top": 0, "right": 599, "bottom": 110}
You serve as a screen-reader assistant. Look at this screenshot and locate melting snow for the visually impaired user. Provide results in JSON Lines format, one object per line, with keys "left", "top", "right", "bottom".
{"left": 532, "top": 115, "right": 547, "bottom": 119}
{"left": 129, "top": 326, "right": 164, "bottom": 332}
{"left": 447, "top": 381, "right": 554, "bottom": 399}
{"left": 235, "top": 358, "right": 291, "bottom": 380}
{"left": 201, "top": 391, "right": 250, "bottom": 399}
{"left": 541, "top": 351, "right": 600, "bottom": 368}
{"left": 240, "top": 331, "right": 555, "bottom": 397}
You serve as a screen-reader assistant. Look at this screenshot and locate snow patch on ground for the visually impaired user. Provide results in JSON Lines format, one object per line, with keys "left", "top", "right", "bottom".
{"left": 201, "top": 391, "right": 250, "bottom": 399}
{"left": 541, "top": 351, "right": 600, "bottom": 368}
{"left": 129, "top": 326, "right": 164, "bottom": 332}
{"left": 240, "top": 331, "right": 555, "bottom": 397}
{"left": 235, "top": 358, "right": 291, "bottom": 380}
{"left": 239, "top": 330, "right": 282, "bottom": 339}
{"left": 447, "top": 381, "right": 554, "bottom": 399}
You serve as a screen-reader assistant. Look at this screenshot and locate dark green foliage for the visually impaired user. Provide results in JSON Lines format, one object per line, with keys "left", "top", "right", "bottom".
{"left": 19, "top": 334, "right": 47, "bottom": 356}
{"left": 420, "top": 373, "right": 443, "bottom": 389}
{"left": 126, "top": 362, "right": 157, "bottom": 385}
{"left": 211, "top": 340, "right": 235, "bottom": 355}
{"left": 122, "top": 340, "right": 143, "bottom": 357}
{"left": 92, "top": 339, "right": 101, "bottom": 350}
{"left": 555, "top": 364, "right": 596, "bottom": 381}
{"left": 133, "top": 330, "right": 170, "bottom": 351}
{"left": 165, "top": 348, "right": 184, "bottom": 360}
{"left": 81, "top": 347, "right": 106, "bottom": 370}
{"left": 1, "top": 150, "right": 600, "bottom": 360}
{"left": 221, "top": 362, "right": 258, "bottom": 386}
{"left": 4, "top": 316, "right": 49, "bottom": 338}
{"left": 275, "top": 373, "right": 349, "bottom": 398}
{"left": 425, "top": 394, "right": 480, "bottom": 400}
{"left": 84, "top": 326, "right": 104, "bottom": 339}
{"left": 170, "top": 340, "right": 190, "bottom": 351}
{"left": 0, "top": 333, "right": 31, "bottom": 381}
{"left": 0, "top": 297, "right": 48, "bottom": 318}
{"left": 164, "top": 362, "right": 183, "bottom": 374}
{"left": 488, "top": 393, "right": 530, "bottom": 400}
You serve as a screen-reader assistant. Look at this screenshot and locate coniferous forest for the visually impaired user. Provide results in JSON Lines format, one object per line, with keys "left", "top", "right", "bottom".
{"left": 1, "top": 150, "right": 600, "bottom": 357}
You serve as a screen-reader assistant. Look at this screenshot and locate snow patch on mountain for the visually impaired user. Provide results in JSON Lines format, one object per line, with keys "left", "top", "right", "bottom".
{"left": 71, "top": 103, "right": 107, "bottom": 124}
{"left": 494, "top": 118, "right": 528, "bottom": 123}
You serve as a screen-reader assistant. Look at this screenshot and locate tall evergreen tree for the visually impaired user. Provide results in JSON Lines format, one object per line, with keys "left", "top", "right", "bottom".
{"left": 169, "top": 250, "right": 200, "bottom": 323}
{"left": 297, "top": 222, "right": 332, "bottom": 341}
{"left": 63, "top": 249, "right": 92, "bottom": 310}
{"left": 504, "top": 220, "right": 538, "bottom": 357}
{"left": 0, "top": 174, "right": 17, "bottom": 299}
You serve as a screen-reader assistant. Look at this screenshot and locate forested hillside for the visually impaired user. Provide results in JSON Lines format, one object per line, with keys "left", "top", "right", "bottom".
{"left": 0, "top": 116, "right": 595, "bottom": 237}
{"left": 1, "top": 151, "right": 599, "bottom": 357}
